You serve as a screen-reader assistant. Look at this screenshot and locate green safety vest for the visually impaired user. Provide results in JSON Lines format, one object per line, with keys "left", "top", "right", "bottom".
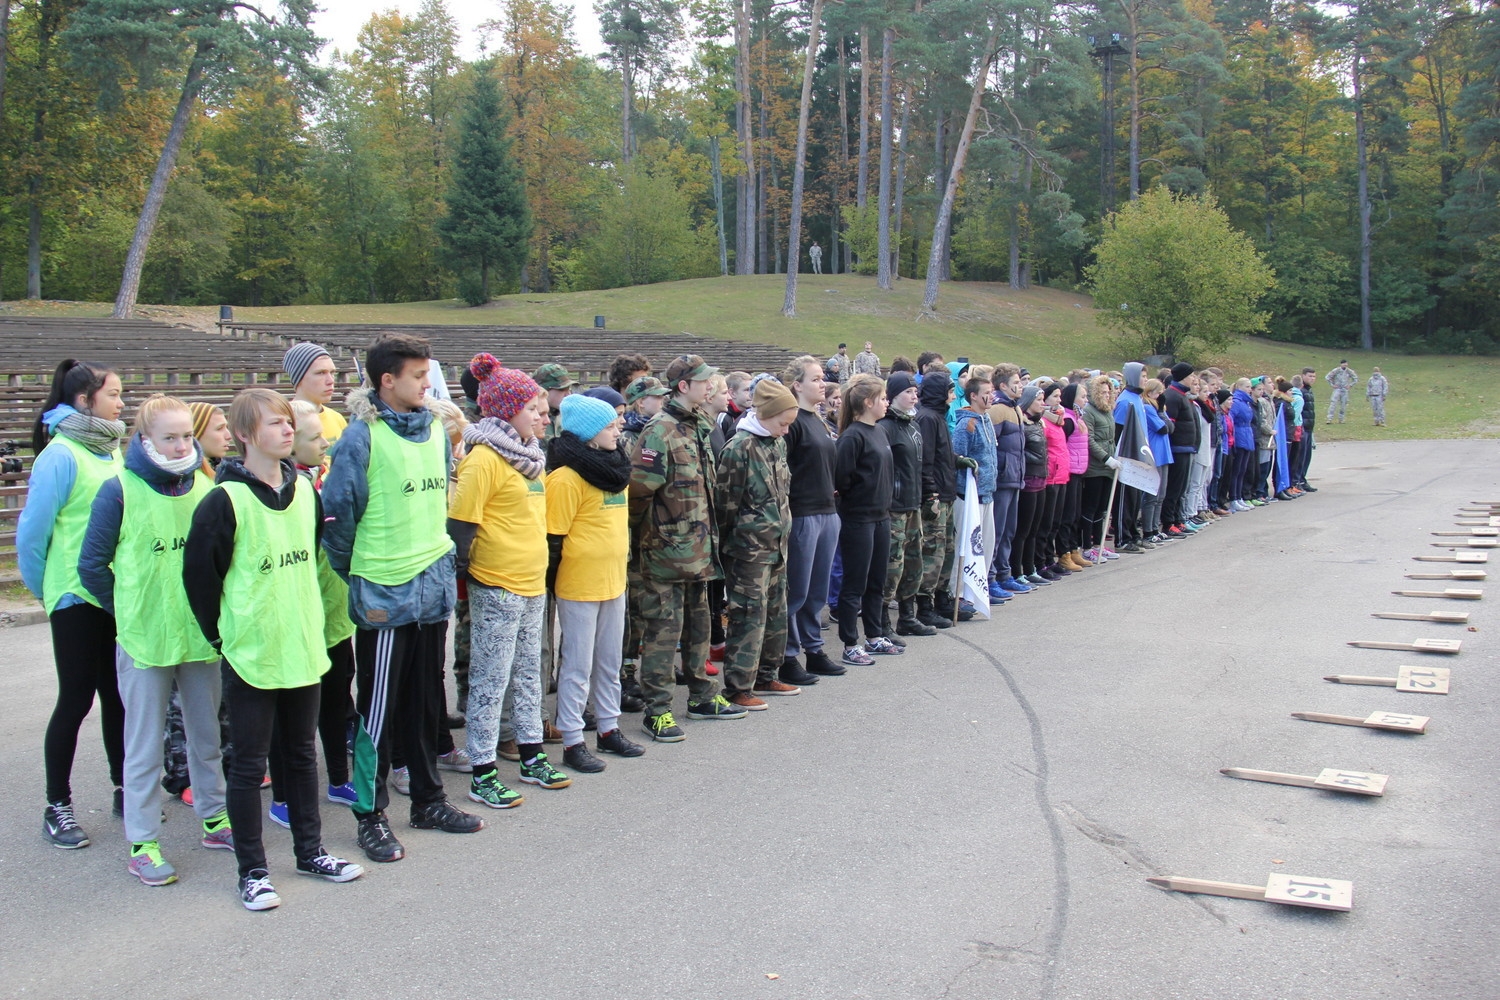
{"left": 318, "top": 549, "right": 356, "bottom": 647}
{"left": 115, "top": 469, "right": 217, "bottom": 667}
{"left": 218, "top": 478, "right": 328, "bottom": 689}
{"left": 41, "top": 434, "right": 120, "bottom": 613}
{"left": 350, "top": 418, "right": 452, "bottom": 584}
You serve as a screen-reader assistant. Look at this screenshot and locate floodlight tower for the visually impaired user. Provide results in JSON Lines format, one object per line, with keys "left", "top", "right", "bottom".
{"left": 1089, "top": 32, "right": 1128, "bottom": 215}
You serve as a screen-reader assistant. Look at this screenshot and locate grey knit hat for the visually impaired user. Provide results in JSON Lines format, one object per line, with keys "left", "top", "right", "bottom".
{"left": 284, "top": 342, "right": 332, "bottom": 389}
{"left": 1019, "top": 385, "right": 1042, "bottom": 410}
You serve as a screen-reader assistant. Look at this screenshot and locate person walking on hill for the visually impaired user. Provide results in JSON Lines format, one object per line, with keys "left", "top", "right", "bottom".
{"left": 1366, "top": 367, "right": 1389, "bottom": 426}
{"left": 1325, "top": 360, "right": 1357, "bottom": 424}
{"left": 809, "top": 242, "right": 823, "bottom": 274}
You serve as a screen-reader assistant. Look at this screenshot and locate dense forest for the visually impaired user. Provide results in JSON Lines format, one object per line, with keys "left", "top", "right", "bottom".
{"left": 0, "top": 0, "right": 1496, "bottom": 352}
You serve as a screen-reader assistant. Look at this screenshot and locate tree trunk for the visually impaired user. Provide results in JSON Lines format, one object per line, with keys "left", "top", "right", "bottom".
{"left": 734, "top": 0, "right": 755, "bottom": 275}
{"left": 0, "top": 0, "right": 8, "bottom": 295}
{"left": 889, "top": 82, "right": 911, "bottom": 280}
{"left": 757, "top": 49, "right": 770, "bottom": 275}
{"left": 1352, "top": 41, "right": 1372, "bottom": 351}
{"left": 711, "top": 136, "right": 728, "bottom": 276}
{"left": 1126, "top": 8, "right": 1141, "bottom": 199}
{"left": 620, "top": 57, "right": 634, "bottom": 164}
{"left": 836, "top": 35, "right": 850, "bottom": 274}
{"left": 113, "top": 48, "right": 208, "bottom": 319}
{"left": 25, "top": 0, "right": 63, "bottom": 301}
{"left": 922, "top": 35, "right": 998, "bottom": 316}
{"left": 876, "top": 28, "right": 894, "bottom": 290}
{"left": 856, "top": 26, "right": 870, "bottom": 211}
{"left": 782, "top": 0, "right": 825, "bottom": 316}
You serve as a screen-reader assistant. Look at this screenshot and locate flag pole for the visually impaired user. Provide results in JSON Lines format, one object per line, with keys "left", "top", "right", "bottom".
{"left": 1096, "top": 465, "right": 1121, "bottom": 564}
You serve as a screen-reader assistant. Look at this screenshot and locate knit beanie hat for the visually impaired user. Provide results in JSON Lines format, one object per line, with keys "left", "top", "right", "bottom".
{"left": 1019, "top": 385, "right": 1042, "bottom": 411}
{"left": 753, "top": 378, "right": 798, "bottom": 420}
{"left": 583, "top": 386, "right": 626, "bottom": 409}
{"left": 885, "top": 371, "right": 916, "bottom": 400}
{"left": 1170, "top": 362, "right": 1195, "bottom": 382}
{"left": 1215, "top": 388, "right": 1232, "bottom": 404}
{"left": 460, "top": 367, "right": 480, "bottom": 403}
{"left": 189, "top": 401, "right": 221, "bottom": 441}
{"left": 283, "top": 342, "right": 331, "bottom": 389}
{"left": 470, "top": 353, "right": 541, "bottom": 421}
{"left": 1060, "top": 383, "right": 1081, "bottom": 409}
{"left": 560, "top": 393, "right": 619, "bottom": 443}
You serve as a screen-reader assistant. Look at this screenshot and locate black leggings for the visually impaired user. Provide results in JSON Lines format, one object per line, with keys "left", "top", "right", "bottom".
{"left": 1013, "top": 488, "right": 1045, "bottom": 578}
{"left": 1038, "top": 483, "right": 1064, "bottom": 566}
{"left": 1059, "top": 477, "right": 1084, "bottom": 552}
{"left": 836, "top": 517, "right": 890, "bottom": 647}
{"left": 269, "top": 637, "right": 355, "bottom": 798}
{"left": 1228, "top": 449, "right": 1253, "bottom": 502}
{"left": 44, "top": 602, "right": 124, "bottom": 803}
{"left": 1080, "top": 476, "right": 1113, "bottom": 550}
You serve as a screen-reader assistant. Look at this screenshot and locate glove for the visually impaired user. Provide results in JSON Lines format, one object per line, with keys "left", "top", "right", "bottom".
{"left": 1105, "top": 457, "right": 1121, "bottom": 470}
{"left": 956, "top": 456, "right": 978, "bottom": 470}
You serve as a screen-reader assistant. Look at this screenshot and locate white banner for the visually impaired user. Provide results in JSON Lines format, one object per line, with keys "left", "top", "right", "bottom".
{"left": 1117, "top": 457, "right": 1160, "bottom": 496}
{"left": 951, "top": 488, "right": 992, "bottom": 620}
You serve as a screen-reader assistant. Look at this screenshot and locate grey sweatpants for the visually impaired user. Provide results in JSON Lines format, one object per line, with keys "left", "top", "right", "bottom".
{"left": 555, "top": 594, "right": 626, "bottom": 746}
{"left": 466, "top": 582, "right": 545, "bottom": 766}
{"left": 116, "top": 649, "right": 226, "bottom": 844}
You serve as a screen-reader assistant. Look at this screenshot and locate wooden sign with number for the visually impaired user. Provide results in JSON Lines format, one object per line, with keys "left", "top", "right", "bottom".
{"left": 1431, "top": 538, "right": 1499, "bottom": 548}
{"left": 1405, "top": 570, "right": 1486, "bottom": 581}
{"left": 1372, "top": 610, "right": 1469, "bottom": 623}
{"left": 1433, "top": 528, "right": 1500, "bottom": 537}
{"left": 1220, "top": 766, "right": 1388, "bottom": 796}
{"left": 1413, "top": 551, "right": 1488, "bottom": 563}
{"left": 1148, "top": 874, "right": 1353, "bottom": 912}
{"left": 1291, "top": 710, "right": 1430, "bottom": 732}
{"left": 1391, "top": 588, "right": 1483, "bottom": 600}
{"left": 1347, "top": 638, "right": 1461, "bottom": 654}
{"left": 1323, "top": 667, "right": 1451, "bottom": 694}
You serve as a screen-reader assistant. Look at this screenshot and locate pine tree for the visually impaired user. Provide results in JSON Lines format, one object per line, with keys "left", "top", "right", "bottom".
{"left": 438, "top": 66, "right": 531, "bottom": 305}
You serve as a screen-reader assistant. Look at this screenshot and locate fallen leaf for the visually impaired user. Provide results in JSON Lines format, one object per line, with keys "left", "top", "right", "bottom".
{"left": 1271, "top": 859, "right": 1284, "bottom": 864}
{"left": 765, "top": 973, "right": 780, "bottom": 980}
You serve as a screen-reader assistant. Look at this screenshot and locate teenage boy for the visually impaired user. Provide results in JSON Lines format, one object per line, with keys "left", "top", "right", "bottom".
{"left": 285, "top": 342, "right": 345, "bottom": 453}
{"left": 781, "top": 356, "right": 842, "bottom": 682}
{"left": 1163, "top": 363, "right": 1200, "bottom": 532}
{"left": 1297, "top": 366, "right": 1318, "bottom": 490}
{"left": 322, "top": 335, "right": 484, "bottom": 864}
{"left": 629, "top": 354, "right": 745, "bottom": 742}
{"left": 533, "top": 363, "right": 576, "bottom": 445}
{"left": 915, "top": 370, "right": 961, "bottom": 626}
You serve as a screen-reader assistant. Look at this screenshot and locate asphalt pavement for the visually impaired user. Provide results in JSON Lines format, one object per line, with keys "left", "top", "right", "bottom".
{"left": 1, "top": 438, "right": 1496, "bottom": 999}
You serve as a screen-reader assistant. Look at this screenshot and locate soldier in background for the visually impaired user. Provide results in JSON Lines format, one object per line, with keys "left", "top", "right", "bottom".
{"left": 1324, "top": 359, "right": 1357, "bottom": 424}
{"left": 1366, "top": 367, "right": 1389, "bottom": 426}
{"left": 533, "top": 363, "right": 576, "bottom": 445}
{"left": 809, "top": 242, "right": 824, "bottom": 274}
{"left": 853, "top": 341, "right": 882, "bottom": 376}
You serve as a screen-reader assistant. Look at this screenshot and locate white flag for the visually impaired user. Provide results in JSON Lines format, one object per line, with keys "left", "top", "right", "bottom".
{"left": 950, "top": 488, "right": 992, "bottom": 620}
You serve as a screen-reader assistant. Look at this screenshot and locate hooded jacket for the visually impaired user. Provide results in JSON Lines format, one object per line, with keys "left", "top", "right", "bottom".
{"left": 321, "top": 386, "right": 456, "bottom": 628}
{"left": 1112, "top": 361, "right": 1149, "bottom": 442}
{"left": 1229, "top": 389, "right": 1257, "bottom": 451}
{"left": 880, "top": 404, "right": 923, "bottom": 513}
{"left": 1083, "top": 397, "right": 1116, "bottom": 478}
{"left": 915, "top": 373, "right": 957, "bottom": 502}
{"left": 1165, "top": 382, "right": 1200, "bottom": 453}
{"left": 989, "top": 392, "right": 1025, "bottom": 489}
{"left": 952, "top": 407, "right": 998, "bottom": 503}
{"left": 1144, "top": 401, "right": 1174, "bottom": 466}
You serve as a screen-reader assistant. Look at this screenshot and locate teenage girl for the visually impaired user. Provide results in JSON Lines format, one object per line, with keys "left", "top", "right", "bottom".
{"left": 18, "top": 360, "right": 127, "bottom": 849}
{"left": 184, "top": 388, "right": 363, "bottom": 911}
{"left": 1037, "top": 382, "right": 1071, "bottom": 579}
{"left": 1012, "top": 386, "right": 1048, "bottom": 586}
{"left": 77, "top": 395, "right": 232, "bottom": 885}
{"left": 833, "top": 374, "right": 898, "bottom": 665}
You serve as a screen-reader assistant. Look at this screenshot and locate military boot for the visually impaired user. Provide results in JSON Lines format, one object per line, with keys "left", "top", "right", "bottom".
{"left": 896, "top": 599, "right": 936, "bottom": 637}
{"left": 915, "top": 595, "right": 952, "bottom": 630}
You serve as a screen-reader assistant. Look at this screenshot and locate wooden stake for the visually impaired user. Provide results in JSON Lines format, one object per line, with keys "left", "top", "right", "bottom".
{"left": 1405, "top": 570, "right": 1486, "bottom": 581}
{"left": 1412, "top": 551, "right": 1487, "bottom": 563}
{"left": 1324, "top": 666, "right": 1450, "bottom": 694}
{"left": 1431, "top": 538, "right": 1498, "bottom": 548}
{"left": 1346, "top": 638, "right": 1461, "bottom": 654}
{"left": 1391, "top": 588, "right": 1482, "bottom": 600}
{"left": 1432, "top": 528, "right": 1499, "bottom": 537}
{"left": 1371, "top": 610, "right": 1470, "bottom": 623}
{"left": 1148, "top": 874, "right": 1353, "bottom": 911}
{"left": 1220, "top": 767, "right": 1388, "bottom": 796}
{"left": 1291, "top": 710, "right": 1429, "bottom": 732}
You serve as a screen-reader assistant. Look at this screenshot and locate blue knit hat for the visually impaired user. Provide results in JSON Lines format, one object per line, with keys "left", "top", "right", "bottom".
{"left": 560, "top": 393, "right": 619, "bottom": 443}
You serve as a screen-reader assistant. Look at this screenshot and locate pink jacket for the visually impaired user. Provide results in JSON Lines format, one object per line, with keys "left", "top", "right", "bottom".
{"left": 1043, "top": 417, "right": 1070, "bottom": 485}
{"left": 1066, "top": 408, "right": 1089, "bottom": 475}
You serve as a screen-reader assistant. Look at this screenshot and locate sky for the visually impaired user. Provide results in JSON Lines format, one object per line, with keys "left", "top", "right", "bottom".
{"left": 310, "top": 0, "right": 606, "bottom": 63}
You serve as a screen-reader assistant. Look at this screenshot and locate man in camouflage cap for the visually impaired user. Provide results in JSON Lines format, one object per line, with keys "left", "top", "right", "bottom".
{"left": 619, "top": 373, "right": 673, "bottom": 711}
{"left": 629, "top": 354, "right": 746, "bottom": 741}
{"left": 533, "top": 363, "right": 576, "bottom": 443}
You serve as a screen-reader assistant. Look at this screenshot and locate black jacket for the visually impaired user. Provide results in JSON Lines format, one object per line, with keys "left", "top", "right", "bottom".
{"left": 915, "top": 373, "right": 956, "bottom": 502}
{"left": 880, "top": 406, "right": 923, "bottom": 513}
{"left": 1165, "top": 383, "right": 1200, "bottom": 452}
{"left": 834, "top": 421, "right": 894, "bottom": 523}
{"left": 1022, "top": 417, "right": 1047, "bottom": 480}
{"left": 1300, "top": 384, "right": 1316, "bottom": 431}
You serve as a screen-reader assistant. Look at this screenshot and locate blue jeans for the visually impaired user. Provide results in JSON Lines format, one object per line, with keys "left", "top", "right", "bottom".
{"left": 990, "top": 487, "right": 1019, "bottom": 580}
{"left": 785, "top": 513, "right": 840, "bottom": 656}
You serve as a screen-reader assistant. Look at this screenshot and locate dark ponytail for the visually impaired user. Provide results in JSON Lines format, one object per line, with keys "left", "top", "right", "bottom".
{"left": 32, "top": 359, "right": 112, "bottom": 454}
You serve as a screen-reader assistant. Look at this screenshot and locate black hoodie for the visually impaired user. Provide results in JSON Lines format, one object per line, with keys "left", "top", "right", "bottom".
{"left": 915, "top": 373, "right": 957, "bottom": 502}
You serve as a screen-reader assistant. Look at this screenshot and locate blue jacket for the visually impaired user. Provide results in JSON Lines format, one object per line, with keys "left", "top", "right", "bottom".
{"left": 1144, "top": 404, "right": 1174, "bottom": 466}
{"left": 945, "top": 362, "right": 971, "bottom": 432}
{"left": 77, "top": 434, "right": 203, "bottom": 616}
{"left": 1230, "top": 390, "right": 1256, "bottom": 451}
{"left": 16, "top": 405, "right": 118, "bottom": 610}
{"left": 991, "top": 394, "right": 1025, "bottom": 490}
{"left": 321, "top": 387, "right": 456, "bottom": 629}
{"left": 952, "top": 408, "right": 998, "bottom": 503}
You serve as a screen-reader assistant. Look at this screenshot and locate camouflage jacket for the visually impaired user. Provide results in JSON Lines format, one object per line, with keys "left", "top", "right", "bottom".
{"left": 629, "top": 398, "right": 720, "bottom": 582}
{"left": 716, "top": 428, "right": 790, "bottom": 565}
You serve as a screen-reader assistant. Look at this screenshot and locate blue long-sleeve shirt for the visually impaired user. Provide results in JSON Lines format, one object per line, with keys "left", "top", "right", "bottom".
{"left": 16, "top": 406, "right": 114, "bottom": 610}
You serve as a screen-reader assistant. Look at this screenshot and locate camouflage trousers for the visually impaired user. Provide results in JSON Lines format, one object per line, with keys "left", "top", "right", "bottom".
{"left": 722, "top": 556, "right": 788, "bottom": 694}
{"left": 1370, "top": 395, "right": 1386, "bottom": 424}
{"left": 919, "top": 500, "right": 954, "bottom": 598}
{"left": 637, "top": 577, "right": 716, "bottom": 717}
{"left": 884, "top": 509, "right": 923, "bottom": 604}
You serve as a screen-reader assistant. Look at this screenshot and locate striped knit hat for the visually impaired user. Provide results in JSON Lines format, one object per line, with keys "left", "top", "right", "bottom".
{"left": 283, "top": 342, "right": 331, "bottom": 389}
{"left": 470, "top": 353, "right": 541, "bottom": 422}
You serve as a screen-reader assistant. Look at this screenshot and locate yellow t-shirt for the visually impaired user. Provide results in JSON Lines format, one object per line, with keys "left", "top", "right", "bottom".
{"left": 449, "top": 445, "right": 547, "bottom": 596}
{"left": 545, "top": 466, "right": 628, "bottom": 602}
{"left": 319, "top": 405, "right": 348, "bottom": 471}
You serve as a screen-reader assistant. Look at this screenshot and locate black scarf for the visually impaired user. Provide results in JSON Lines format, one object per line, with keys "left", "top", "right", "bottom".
{"left": 547, "top": 430, "right": 632, "bottom": 493}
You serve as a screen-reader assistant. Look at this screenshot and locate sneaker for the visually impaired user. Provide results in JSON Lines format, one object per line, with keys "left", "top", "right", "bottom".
{"left": 436, "top": 748, "right": 473, "bottom": 772}
{"left": 563, "top": 743, "right": 607, "bottom": 772}
{"left": 866, "top": 636, "right": 905, "bottom": 656}
{"left": 468, "top": 771, "right": 525, "bottom": 808}
{"left": 239, "top": 869, "right": 281, "bottom": 911}
{"left": 595, "top": 728, "right": 646, "bottom": 756}
{"left": 201, "top": 813, "right": 235, "bottom": 850}
{"left": 709, "top": 642, "right": 726, "bottom": 662}
{"left": 113, "top": 786, "right": 124, "bottom": 818}
{"left": 1167, "top": 525, "right": 1184, "bottom": 536}
{"left": 409, "top": 799, "right": 485, "bottom": 833}
{"left": 1249, "top": 498, "right": 1267, "bottom": 507}
{"left": 1004, "top": 577, "right": 1034, "bottom": 593}
{"left": 686, "top": 695, "right": 749, "bottom": 720}
{"left": 261, "top": 774, "right": 272, "bottom": 789}
{"left": 356, "top": 811, "right": 405, "bottom": 863}
{"left": 180, "top": 787, "right": 194, "bottom": 807}
{"left": 542, "top": 720, "right": 564, "bottom": 744}
{"left": 1081, "top": 550, "right": 1103, "bottom": 563}
{"left": 1117, "top": 542, "right": 1144, "bottom": 554}
{"left": 704, "top": 660, "right": 720, "bottom": 677}
{"left": 1026, "top": 573, "right": 1052, "bottom": 586}
{"left": 268, "top": 801, "right": 291, "bottom": 829}
{"left": 779, "top": 656, "right": 820, "bottom": 686}
{"left": 727, "top": 691, "right": 768, "bottom": 711}
{"left": 753, "top": 679, "right": 801, "bottom": 697}
{"left": 519, "top": 753, "right": 572, "bottom": 789}
{"left": 43, "top": 801, "right": 90, "bottom": 849}
{"left": 987, "top": 582, "right": 1010, "bottom": 605}
{"left": 642, "top": 712, "right": 686, "bottom": 742}
{"left": 296, "top": 852, "right": 365, "bottom": 882}
{"left": 497, "top": 739, "right": 521, "bottom": 762}
{"left": 803, "top": 649, "right": 847, "bottom": 676}
{"left": 955, "top": 598, "right": 978, "bottom": 620}
{"left": 841, "top": 645, "right": 875, "bottom": 665}
{"left": 1102, "top": 548, "right": 1121, "bottom": 560}
{"left": 327, "top": 782, "right": 358, "bottom": 808}
{"left": 128, "top": 841, "right": 177, "bottom": 886}
{"left": 390, "top": 767, "right": 410, "bottom": 796}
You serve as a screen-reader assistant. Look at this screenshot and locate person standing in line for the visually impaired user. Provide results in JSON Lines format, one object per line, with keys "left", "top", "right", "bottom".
{"left": 1366, "top": 367, "right": 1389, "bottom": 426}
{"left": 915, "top": 370, "right": 962, "bottom": 624}
{"left": 1324, "top": 359, "right": 1357, "bottom": 424}
{"left": 284, "top": 342, "right": 345, "bottom": 458}
{"left": 826, "top": 344, "right": 850, "bottom": 385}
{"left": 1012, "top": 386, "right": 1050, "bottom": 578}
{"left": 853, "top": 341, "right": 882, "bottom": 376}
{"left": 609, "top": 354, "right": 653, "bottom": 396}
{"left": 781, "top": 356, "right": 843, "bottom": 682}
{"left": 1057, "top": 382, "right": 1095, "bottom": 561}
{"left": 717, "top": 379, "right": 802, "bottom": 710}
{"left": 951, "top": 374, "right": 999, "bottom": 599}
{"left": 721, "top": 371, "right": 754, "bottom": 436}
{"left": 184, "top": 388, "right": 364, "bottom": 910}
{"left": 989, "top": 364, "right": 1032, "bottom": 590}
{"left": 18, "top": 359, "right": 127, "bottom": 849}
{"left": 833, "top": 375, "right": 899, "bottom": 664}
{"left": 1080, "top": 376, "right": 1122, "bottom": 562}
{"left": 77, "top": 394, "right": 232, "bottom": 886}
{"left": 322, "top": 334, "right": 484, "bottom": 866}
{"left": 1162, "top": 363, "right": 1200, "bottom": 534}
{"left": 881, "top": 372, "right": 933, "bottom": 639}
{"left": 809, "top": 241, "right": 824, "bottom": 274}
{"left": 532, "top": 363, "right": 577, "bottom": 448}
{"left": 629, "top": 354, "right": 746, "bottom": 743}
{"left": 1297, "top": 366, "right": 1318, "bottom": 490}
{"left": 1227, "top": 378, "right": 1258, "bottom": 512}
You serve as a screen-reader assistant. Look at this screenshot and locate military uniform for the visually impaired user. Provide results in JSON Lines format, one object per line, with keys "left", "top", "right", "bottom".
{"left": 629, "top": 396, "right": 720, "bottom": 717}
{"left": 1325, "top": 365, "right": 1357, "bottom": 423}
{"left": 1366, "top": 372, "right": 1389, "bottom": 426}
{"left": 716, "top": 426, "right": 791, "bottom": 694}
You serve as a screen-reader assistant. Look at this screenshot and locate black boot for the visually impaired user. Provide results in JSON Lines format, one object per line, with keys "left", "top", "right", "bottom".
{"left": 935, "top": 590, "right": 974, "bottom": 622}
{"left": 880, "top": 606, "right": 906, "bottom": 647}
{"left": 780, "top": 655, "right": 819, "bottom": 686}
{"left": 915, "top": 595, "right": 952, "bottom": 629}
{"left": 896, "top": 598, "right": 936, "bottom": 636}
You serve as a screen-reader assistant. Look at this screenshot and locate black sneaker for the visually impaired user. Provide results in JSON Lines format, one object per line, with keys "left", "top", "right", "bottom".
{"left": 410, "top": 799, "right": 485, "bottom": 833}
{"left": 803, "top": 649, "right": 847, "bottom": 676}
{"left": 582, "top": 710, "right": 597, "bottom": 732}
{"left": 112, "top": 786, "right": 124, "bottom": 818}
{"left": 239, "top": 868, "right": 281, "bottom": 911}
{"left": 356, "top": 811, "right": 405, "bottom": 863}
{"left": 563, "top": 743, "right": 606, "bottom": 773}
{"left": 779, "top": 656, "right": 819, "bottom": 686}
{"left": 43, "top": 801, "right": 90, "bottom": 849}
{"left": 686, "top": 695, "right": 749, "bottom": 720}
{"left": 1300, "top": 483, "right": 1317, "bottom": 492}
{"left": 595, "top": 728, "right": 645, "bottom": 757}
{"left": 296, "top": 851, "right": 366, "bottom": 882}
{"left": 642, "top": 712, "right": 686, "bottom": 743}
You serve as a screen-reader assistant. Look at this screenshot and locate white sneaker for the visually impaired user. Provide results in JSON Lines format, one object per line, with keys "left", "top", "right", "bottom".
{"left": 436, "top": 748, "right": 473, "bottom": 773}
{"left": 390, "top": 767, "right": 410, "bottom": 796}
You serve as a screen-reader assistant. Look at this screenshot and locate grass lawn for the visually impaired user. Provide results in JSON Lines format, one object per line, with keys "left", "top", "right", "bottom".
{"left": 7, "top": 275, "right": 1497, "bottom": 439}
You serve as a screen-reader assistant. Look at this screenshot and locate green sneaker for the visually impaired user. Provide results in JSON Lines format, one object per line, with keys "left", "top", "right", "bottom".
{"left": 201, "top": 812, "right": 234, "bottom": 850}
{"left": 128, "top": 841, "right": 177, "bottom": 886}
{"left": 642, "top": 712, "right": 685, "bottom": 743}
{"left": 518, "top": 753, "right": 572, "bottom": 790}
{"left": 467, "top": 772, "right": 524, "bottom": 809}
